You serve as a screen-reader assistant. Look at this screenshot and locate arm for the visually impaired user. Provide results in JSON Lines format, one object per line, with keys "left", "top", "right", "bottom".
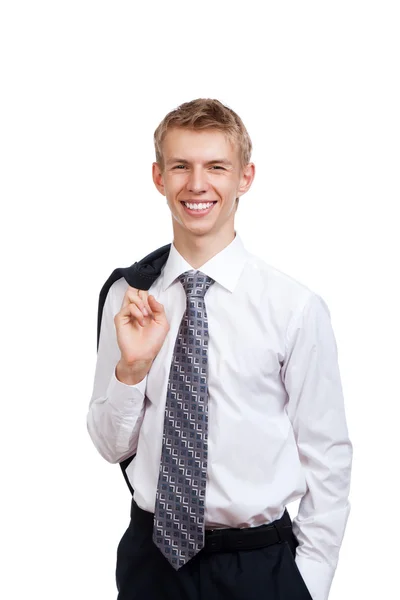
{"left": 86, "top": 281, "right": 148, "bottom": 464}
{"left": 281, "top": 293, "right": 353, "bottom": 600}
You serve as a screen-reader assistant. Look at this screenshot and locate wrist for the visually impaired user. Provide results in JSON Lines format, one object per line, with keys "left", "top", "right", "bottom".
{"left": 115, "top": 358, "right": 152, "bottom": 385}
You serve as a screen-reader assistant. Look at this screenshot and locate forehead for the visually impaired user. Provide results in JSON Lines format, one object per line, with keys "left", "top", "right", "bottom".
{"left": 162, "top": 127, "right": 239, "bottom": 163}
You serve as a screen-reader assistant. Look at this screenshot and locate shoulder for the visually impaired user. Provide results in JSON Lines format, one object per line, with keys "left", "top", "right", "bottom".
{"left": 239, "top": 251, "right": 333, "bottom": 341}
{"left": 243, "top": 251, "right": 316, "bottom": 308}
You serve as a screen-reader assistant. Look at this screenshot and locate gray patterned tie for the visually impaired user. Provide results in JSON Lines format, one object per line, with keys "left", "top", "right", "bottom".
{"left": 153, "top": 270, "right": 215, "bottom": 570}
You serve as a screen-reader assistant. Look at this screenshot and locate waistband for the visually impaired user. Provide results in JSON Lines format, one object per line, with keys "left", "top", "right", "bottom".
{"left": 130, "top": 498, "right": 294, "bottom": 553}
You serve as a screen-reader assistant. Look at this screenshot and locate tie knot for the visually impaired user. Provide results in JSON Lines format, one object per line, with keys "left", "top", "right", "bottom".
{"left": 178, "top": 270, "right": 215, "bottom": 299}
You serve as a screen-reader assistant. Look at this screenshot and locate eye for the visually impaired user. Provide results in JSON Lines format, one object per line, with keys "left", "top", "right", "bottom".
{"left": 210, "top": 165, "right": 225, "bottom": 170}
{"left": 173, "top": 165, "right": 187, "bottom": 169}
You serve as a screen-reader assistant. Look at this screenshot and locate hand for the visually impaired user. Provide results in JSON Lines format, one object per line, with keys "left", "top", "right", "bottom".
{"left": 114, "top": 286, "right": 170, "bottom": 368}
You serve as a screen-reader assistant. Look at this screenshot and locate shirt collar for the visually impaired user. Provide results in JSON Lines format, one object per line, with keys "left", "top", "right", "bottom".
{"left": 161, "top": 231, "right": 249, "bottom": 294}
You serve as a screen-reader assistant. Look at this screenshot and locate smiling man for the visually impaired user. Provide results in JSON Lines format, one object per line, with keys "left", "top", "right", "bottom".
{"left": 152, "top": 124, "right": 254, "bottom": 267}
{"left": 87, "top": 99, "right": 353, "bottom": 600}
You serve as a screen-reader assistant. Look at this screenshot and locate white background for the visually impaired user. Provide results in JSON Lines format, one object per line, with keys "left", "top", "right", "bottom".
{"left": 1, "top": 1, "right": 399, "bottom": 598}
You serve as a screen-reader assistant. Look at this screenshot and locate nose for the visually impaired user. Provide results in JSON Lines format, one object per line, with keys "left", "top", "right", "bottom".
{"left": 186, "top": 166, "right": 209, "bottom": 194}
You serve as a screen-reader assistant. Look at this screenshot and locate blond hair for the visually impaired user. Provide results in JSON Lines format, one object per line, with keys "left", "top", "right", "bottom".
{"left": 154, "top": 98, "right": 252, "bottom": 174}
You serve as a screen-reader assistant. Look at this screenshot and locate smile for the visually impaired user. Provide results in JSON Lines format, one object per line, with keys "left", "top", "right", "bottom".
{"left": 181, "top": 201, "right": 217, "bottom": 217}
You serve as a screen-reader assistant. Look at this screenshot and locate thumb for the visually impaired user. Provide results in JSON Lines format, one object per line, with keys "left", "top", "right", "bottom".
{"left": 148, "top": 294, "right": 164, "bottom": 313}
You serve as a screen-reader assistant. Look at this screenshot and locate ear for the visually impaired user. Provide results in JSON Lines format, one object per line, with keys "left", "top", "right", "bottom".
{"left": 237, "top": 163, "right": 256, "bottom": 197}
{"left": 152, "top": 162, "right": 166, "bottom": 196}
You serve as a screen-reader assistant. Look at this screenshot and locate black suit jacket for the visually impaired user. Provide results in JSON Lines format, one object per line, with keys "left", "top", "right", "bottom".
{"left": 96, "top": 243, "right": 172, "bottom": 493}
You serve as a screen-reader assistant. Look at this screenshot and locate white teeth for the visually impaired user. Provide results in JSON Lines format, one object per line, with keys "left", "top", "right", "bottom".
{"left": 184, "top": 202, "right": 214, "bottom": 210}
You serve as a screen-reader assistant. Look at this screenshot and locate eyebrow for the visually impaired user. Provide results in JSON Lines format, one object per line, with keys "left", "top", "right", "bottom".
{"left": 165, "top": 158, "right": 234, "bottom": 167}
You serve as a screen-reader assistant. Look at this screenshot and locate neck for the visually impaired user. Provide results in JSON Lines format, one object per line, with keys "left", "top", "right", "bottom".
{"left": 172, "top": 229, "right": 236, "bottom": 270}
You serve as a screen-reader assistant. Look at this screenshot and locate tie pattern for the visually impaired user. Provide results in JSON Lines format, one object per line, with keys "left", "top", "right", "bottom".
{"left": 153, "top": 270, "right": 215, "bottom": 570}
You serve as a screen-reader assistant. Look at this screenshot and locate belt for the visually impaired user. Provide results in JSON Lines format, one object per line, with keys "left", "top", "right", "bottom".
{"left": 130, "top": 499, "right": 294, "bottom": 554}
{"left": 203, "top": 509, "right": 293, "bottom": 553}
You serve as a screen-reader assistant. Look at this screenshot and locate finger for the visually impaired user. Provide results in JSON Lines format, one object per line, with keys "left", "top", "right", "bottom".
{"left": 122, "top": 288, "right": 150, "bottom": 316}
{"left": 121, "top": 285, "right": 138, "bottom": 309}
{"left": 118, "top": 302, "right": 146, "bottom": 326}
{"left": 128, "top": 303, "right": 146, "bottom": 326}
{"left": 138, "top": 289, "right": 154, "bottom": 318}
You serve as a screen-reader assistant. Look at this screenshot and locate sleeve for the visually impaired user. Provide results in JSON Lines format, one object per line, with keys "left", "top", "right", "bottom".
{"left": 86, "top": 280, "right": 148, "bottom": 464}
{"left": 281, "top": 292, "right": 353, "bottom": 600}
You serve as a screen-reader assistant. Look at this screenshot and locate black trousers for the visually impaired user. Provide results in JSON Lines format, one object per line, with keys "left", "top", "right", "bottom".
{"left": 115, "top": 499, "right": 313, "bottom": 600}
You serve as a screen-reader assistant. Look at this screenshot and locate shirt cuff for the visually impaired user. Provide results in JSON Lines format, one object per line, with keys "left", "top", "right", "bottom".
{"left": 296, "top": 556, "right": 334, "bottom": 600}
{"left": 106, "top": 369, "right": 147, "bottom": 407}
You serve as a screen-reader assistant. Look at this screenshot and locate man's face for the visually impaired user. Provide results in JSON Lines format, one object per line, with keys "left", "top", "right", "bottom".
{"left": 152, "top": 127, "right": 254, "bottom": 240}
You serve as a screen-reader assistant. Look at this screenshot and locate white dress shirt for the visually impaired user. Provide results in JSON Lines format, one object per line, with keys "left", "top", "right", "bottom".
{"left": 87, "top": 231, "right": 352, "bottom": 600}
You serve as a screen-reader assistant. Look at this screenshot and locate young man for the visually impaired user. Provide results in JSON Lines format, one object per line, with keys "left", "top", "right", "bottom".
{"left": 87, "top": 98, "right": 353, "bottom": 600}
